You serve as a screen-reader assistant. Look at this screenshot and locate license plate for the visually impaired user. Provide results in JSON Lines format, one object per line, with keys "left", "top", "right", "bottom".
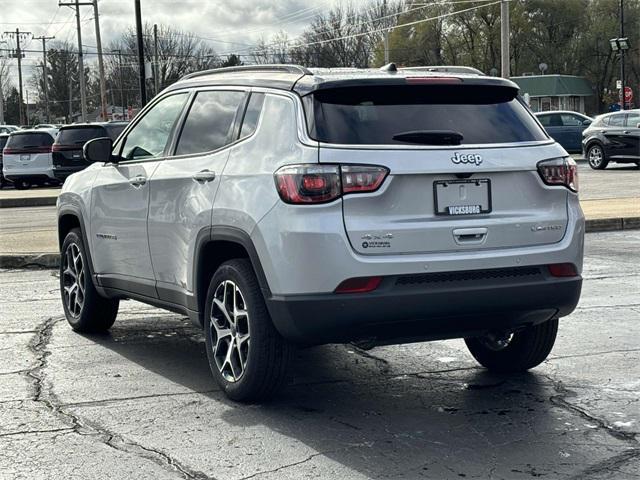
{"left": 434, "top": 179, "right": 491, "bottom": 216}
{"left": 20, "top": 154, "right": 30, "bottom": 162}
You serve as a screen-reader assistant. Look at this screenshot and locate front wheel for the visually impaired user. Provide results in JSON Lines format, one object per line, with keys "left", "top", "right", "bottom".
{"left": 60, "top": 228, "right": 119, "bottom": 332}
{"left": 14, "top": 180, "right": 32, "bottom": 190}
{"left": 204, "top": 259, "right": 293, "bottom": 402}
{"left": 587, "top": 144, "right": 608, "bottom": 170}
{"left": 465, "top": 318, "right": 558, "bottom": 373}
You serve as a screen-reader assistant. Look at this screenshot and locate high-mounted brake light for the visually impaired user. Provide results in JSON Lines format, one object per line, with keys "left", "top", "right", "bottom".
{"left": 274, "top": 164, "right": 389, "bottom": 204}
{"left": 405, "top": 77, "right": 462, "bottom": 85}
{"left": 537, "top": 157, "right": 578, "bottom": 192}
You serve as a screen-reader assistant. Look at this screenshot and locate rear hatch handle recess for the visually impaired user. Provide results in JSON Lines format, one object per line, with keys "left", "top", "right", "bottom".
{"left": 453, "top": 227, "right": 488, "bottom": 245}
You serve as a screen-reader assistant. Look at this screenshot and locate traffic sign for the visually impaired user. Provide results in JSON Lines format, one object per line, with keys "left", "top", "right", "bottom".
{"left": 624, "top": 86, "right": 633, "bottom": 103}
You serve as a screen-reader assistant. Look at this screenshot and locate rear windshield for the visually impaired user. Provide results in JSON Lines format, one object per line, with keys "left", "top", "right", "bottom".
{"left": 57, "top": 126, "right": 107, "bottom": 145}
{"left": 6, "top": 132, "right": 54, "bottom": 148}
{"left": 104, "top": 124, "right": 127, "bottom": 140}
{"left": 303, "top": 85, "right": 548, "bottom": 145}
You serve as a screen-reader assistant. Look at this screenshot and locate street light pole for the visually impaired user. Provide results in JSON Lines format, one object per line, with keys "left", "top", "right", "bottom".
{"left": 500, "top": 0, "right": 510, "bottom": 78}
{"left": 619, "top": 0, "right": 625, "bottom": 110}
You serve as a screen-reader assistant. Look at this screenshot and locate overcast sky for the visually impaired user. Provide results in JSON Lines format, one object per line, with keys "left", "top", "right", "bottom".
{"left": 1, "top": 0, "right": 341, "bottom": 91}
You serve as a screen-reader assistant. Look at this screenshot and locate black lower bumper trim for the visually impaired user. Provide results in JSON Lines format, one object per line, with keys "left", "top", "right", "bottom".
{"left": 266, "top": 272, "right": 582, "bottom": 345}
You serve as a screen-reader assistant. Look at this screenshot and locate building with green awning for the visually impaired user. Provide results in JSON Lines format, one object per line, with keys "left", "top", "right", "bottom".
{"left": 510, "top": 75, "right": 594, "bottom": 114}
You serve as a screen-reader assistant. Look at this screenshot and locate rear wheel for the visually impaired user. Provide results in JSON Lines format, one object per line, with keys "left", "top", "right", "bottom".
{"left": 60, "top": 228, "right": 119, "bottom": 332}
{"left": 14, "top": 180, "right": 31, "bottom": 190}
{"left": 587, "top": 144, "right": 608, "bottom": 170}
{"left": 204, "top": 259, "right": 293, "bottom": 402}
{"left": 465, "top": 318, "right": 558, "bottom": 373}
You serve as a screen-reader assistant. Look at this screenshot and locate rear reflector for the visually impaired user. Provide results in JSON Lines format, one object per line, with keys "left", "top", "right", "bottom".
{"left": 548, "top": 263, "right": 578, "bottom": 277}
{"left": 335, "top": 276, "right": 382, "bottom": 294}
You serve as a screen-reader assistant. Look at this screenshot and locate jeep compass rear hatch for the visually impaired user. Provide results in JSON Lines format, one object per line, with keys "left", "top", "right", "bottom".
{"left": 304, "top": 82, "right": 571, "bottom": 255}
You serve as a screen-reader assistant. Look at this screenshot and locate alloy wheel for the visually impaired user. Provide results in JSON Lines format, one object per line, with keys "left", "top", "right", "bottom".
{"left": 588, "top": 146, "right": 603, "bottom": 168}
{"left": 62, "top": 243, "right": 85, "bottom": 317}
{"left": 209, "top": 280, "right": 250, "bottom": 382}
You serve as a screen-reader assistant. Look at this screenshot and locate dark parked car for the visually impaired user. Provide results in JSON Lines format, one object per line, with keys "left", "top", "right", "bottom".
{"left": 0, "top": 133, "right": 9, "bottom": 187}
{"left": 535, "top": 111, "right": 592, "bottom": 153}
{"left": 52, "top": 122, "right": 128, "bottom": 181}
{"left": 582, "top": 110, "right": 640, "bottom": 170}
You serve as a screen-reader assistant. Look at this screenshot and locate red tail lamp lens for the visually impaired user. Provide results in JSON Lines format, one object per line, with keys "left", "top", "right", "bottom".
{"left": 341, "top": 166, "right": 388, "bottom": 193}
{"left": 274, "top": 165, "right": 341, "bottom": 204}
{"left": 335, "top": 276, "right": 383, "bottom": 294}
{"left": 537, "top": 157, "right": 578, "bottom": 192}
{"left": 548, "top": 263, "right": 578, "bottom": 277}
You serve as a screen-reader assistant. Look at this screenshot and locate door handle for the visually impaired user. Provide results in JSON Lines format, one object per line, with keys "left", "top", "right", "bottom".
{"left": 129, "top": 176, "right": 147, "bottom": 187}
{"left": 192, "top": 170, "right": 216, "bottom": 183}
{"left": 623, "top": 130, "right": 631, "bottom": 134}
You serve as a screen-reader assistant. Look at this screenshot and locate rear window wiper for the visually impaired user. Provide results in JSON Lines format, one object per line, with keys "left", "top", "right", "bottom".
{"left": 392, "top": 130, "right": 464, "bottom": 145}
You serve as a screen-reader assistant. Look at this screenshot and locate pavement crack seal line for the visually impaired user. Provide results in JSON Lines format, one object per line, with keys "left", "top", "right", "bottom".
{"left": 25, "top": 316, "right": 217, "bottom": 480}
{"left": 346, "top": 345, "right": 391, "bottom": 374}
{"left": 238, "top": 451, "right": 328, "bottom": 480}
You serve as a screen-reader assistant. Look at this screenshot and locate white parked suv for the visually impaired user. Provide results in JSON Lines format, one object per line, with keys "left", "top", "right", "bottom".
{"left": 57, "top": 65, "right": 584, "bottom": 401}
{"left": 3, "top": 128, "right": 59, "bottom": 189}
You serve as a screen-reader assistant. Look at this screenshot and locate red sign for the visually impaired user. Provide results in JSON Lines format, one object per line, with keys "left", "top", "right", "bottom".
{"left": 624, "top": 86, "right": 633, "bottom": 102}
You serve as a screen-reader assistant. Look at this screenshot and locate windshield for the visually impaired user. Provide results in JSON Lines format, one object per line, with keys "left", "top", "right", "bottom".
{"left": 304, "top": 84, "right": 548, "bottom": 145}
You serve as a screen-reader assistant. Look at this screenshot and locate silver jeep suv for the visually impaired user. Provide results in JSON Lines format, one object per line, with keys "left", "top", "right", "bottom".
{"left": 57, "top": 65, "right": 584, "bottom": 402}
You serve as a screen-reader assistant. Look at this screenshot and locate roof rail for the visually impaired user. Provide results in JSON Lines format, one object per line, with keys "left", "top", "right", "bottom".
{"left": 181, "top": 64, "right": 313, "bottom": 81}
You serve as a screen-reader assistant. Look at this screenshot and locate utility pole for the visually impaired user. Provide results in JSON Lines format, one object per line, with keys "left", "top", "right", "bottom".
{"left": 0, "top": 39, "right": 6, "bottom": 124}
{"left": 33, "top": 35, "right": 55, "bottom": 123}
{"left": 59, "top": 0, "right": 88, "bottom": 122}
{"left": 134, "top": 0, "right": 146, "bottom": 107}
{"left": 113, "top": 49, "right": 125, "bottom": 119}
{"left": 383, "top": 30, "right": 390, "bottom": 64}
{"left": 26, "top": 89, "right": 29, "bottom": 123}
{"left": 500, "top": 0, "right": 510, "bottom": 78}
{"left": 2, "top": 29, "right": 32, "bottom": 125}
{"left": 93, "top": 0, "right": 108, "bottom": 120}
{"left": 68, "top": 77, "right": 73, "bottom": 122}
{"left": 619, "top": 0, "right": 625, "bottom": 110}
{"left": 153, "top": 23, "right": 159, "bottom": 95}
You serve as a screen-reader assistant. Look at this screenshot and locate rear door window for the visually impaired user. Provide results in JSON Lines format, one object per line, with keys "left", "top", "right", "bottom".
{"left": 57, "top": 127, "right": 107, "bottom": 145}
{"left": 304, "top": 85, "right": 548, "bottom": 145}
{"left": 6, "top": 132, "right": 54, "bottom": 149}
{"left": 175, "top": 90, "right": 246, "bottom": 156}
{"left": 560, "top": 114, "right": 584, "bottom": 126}
{"left": 609, "top": 114, "right": 625, "bottom": 127}
{"left": 0, "top": 136, "right": 8, "bottom": 150}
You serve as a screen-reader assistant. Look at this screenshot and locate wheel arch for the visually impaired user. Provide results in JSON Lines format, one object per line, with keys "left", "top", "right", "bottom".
{"left": 58, "top": 207, "right": 96, "bottom": 278}
{"left": 193, "top": 226, "right": 271, "bottom": 328}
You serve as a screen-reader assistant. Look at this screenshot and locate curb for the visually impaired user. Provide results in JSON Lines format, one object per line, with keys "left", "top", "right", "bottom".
{"left": 1, "top": 217, "right": 638, "bottom": 270}
{"left": 0, "top": 197, "right": 58, "bottom": 208}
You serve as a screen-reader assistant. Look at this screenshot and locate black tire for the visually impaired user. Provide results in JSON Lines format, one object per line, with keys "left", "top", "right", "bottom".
{"left": 204, "top": 259, "right": 293, "bottom": 402}
{"left": 586, "top": 143, "right": 608, "bottom": 170}
{"left": 14, "top": 180, "right": 31, "bottom": 190}
{"left": 60, "top": 228, "right": 119, "bottom": 332}
{"left": 465, "top": 318, "right": 558, "bottom": 373}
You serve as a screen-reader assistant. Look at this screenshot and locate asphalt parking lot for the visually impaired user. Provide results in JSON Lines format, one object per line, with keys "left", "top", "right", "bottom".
{"left": 0, "top": 230, "right": 638, "bottom": 480}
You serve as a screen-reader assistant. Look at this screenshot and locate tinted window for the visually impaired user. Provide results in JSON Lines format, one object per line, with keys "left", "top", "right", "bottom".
{"left": 57, "top": 127, "right": 107, "bottom": 145}
{"left": 121, "top": 93, "right": 188, "bottom": 160}
{"left": 6, "top": 132, "right": 54, "bottom": 148}
{"left": 625, "top": 112, "right": 640, "bottom": 127}
{"left": 561, "top": 114, "right": 584, "bottom": 126}
{"left": 239, "top": 93, "right": 265, "bottom": 138}
{"left": 0, "top": 136, "right": 8, "bottom": 150}
{"left": 175, "top": 91, "right": 245, "bottom": 156}
{"left": 305, "top": 85, "right": 548, "bottom": 145}
{"left": 104, "top": 123, "right": 127, "bottom": 140}
{"left": 538, "top": 114, "right": 562, "bottom": 127}
{"left": 609, "top": 114, "right": 625, "bottom": 127}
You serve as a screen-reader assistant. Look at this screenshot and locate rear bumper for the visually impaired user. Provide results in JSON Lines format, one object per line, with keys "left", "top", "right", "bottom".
{"left": 4, "top": 173, "right": 55, "bottom": 184}
{"left": 52, "top": 165, "right": 85, "bottom": 181}
{"left": 266, "top": 267, "right": 582, "bottom": 345}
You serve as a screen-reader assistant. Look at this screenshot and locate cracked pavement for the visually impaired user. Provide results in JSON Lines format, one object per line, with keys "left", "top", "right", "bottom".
{"left": 0, "top": 231, "right": 638, "bottom": 479}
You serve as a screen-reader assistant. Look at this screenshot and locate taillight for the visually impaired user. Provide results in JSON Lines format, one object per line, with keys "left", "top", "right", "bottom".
{"left": 335, "top": 276, "right": 382, "bottom": 294}
{"left": 548, "top": 263, "right": 578, "bottom": 277}
{"left": 3, "top": 146, "right": 51, "bottom": 154}
{"left": 537, "top": 157, "right": 578, "bottom": 192}
{"left": 274, "top": 164, "right": 389, "bottom": 204}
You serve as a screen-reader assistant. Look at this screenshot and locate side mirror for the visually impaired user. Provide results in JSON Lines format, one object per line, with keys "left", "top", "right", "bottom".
{"left": 582, "top": 119, "right": 592, "bottom": 126}
{"left": 84, "top": 137, "right": 113, "bottom": 163}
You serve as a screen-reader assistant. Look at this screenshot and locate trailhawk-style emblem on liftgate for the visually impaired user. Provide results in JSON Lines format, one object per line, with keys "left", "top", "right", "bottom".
{"left": 451, "top": 152, "right": 483, "bottom": 165}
